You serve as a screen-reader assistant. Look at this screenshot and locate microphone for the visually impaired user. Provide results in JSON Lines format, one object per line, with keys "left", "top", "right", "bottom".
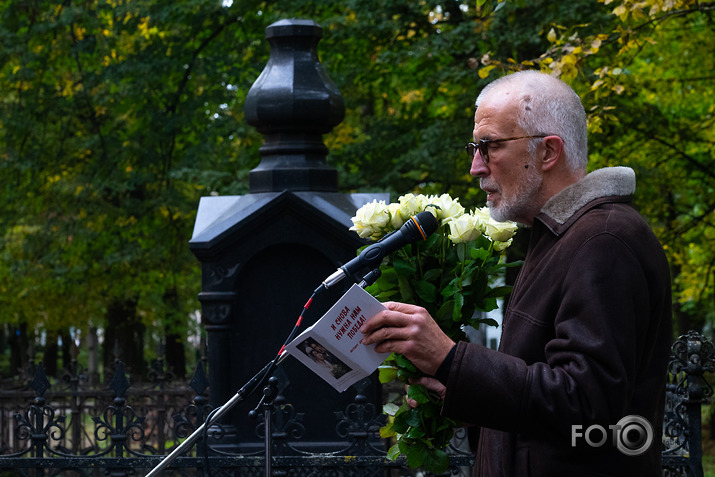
{"left": 321, "top": 211, "right": 439, "bottom": 290}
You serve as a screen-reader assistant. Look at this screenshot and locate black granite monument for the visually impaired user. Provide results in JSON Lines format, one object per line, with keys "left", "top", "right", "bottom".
{"left": 189, "top": 19, "right": 388, "bottom": 452}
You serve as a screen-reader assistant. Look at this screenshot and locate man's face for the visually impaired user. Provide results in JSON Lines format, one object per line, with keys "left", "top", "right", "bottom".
{"left": 470, "top": 94, "right": 544, "bottom": 225}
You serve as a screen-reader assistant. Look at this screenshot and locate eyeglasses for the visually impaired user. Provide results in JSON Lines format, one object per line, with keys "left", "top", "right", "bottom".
{"left": 465, "top": 135, "right": 548, "bottom": 164}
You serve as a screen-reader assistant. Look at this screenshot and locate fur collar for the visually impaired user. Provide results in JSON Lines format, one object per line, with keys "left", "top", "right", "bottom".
{"left": 541, "top": 167, "right": 636, "bottom": 225}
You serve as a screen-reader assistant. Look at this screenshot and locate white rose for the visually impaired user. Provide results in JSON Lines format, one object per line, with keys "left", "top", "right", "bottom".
{"left": 479, "top": 210, "right": 518, "bottom": 243}
{"left": 473, "top": 207, "right": 492, "bottom": 224}
{"left": 388, "top": 202, "right": 405, "bottom": 229}
{"left": 427, "top": 194, "right": 465, "bottom": 225}
{"left": 448, "top": 213, "right": 481, "bottom": 243}
{"left": 397, "top": 194, "right": 430, "bottom": 219}
{"left": 492, "top": 238, "right": 513, "bottom": 253}
{"left": 350, "top": 200, "right": 390, "bottom": 240}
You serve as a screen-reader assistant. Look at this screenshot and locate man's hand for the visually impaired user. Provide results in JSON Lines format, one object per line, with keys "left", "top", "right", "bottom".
{"left": 360, "top": 301, "right": 455, "bottom": 376}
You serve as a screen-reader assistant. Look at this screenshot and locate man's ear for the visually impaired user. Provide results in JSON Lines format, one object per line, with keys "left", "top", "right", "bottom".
{"left": 540, "top": 135, "right": 564, "bottom": 171}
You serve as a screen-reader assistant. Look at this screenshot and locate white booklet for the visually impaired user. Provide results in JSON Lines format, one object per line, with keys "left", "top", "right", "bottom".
{"left": 285, "top": 284, "right": 390, "bottom": 392}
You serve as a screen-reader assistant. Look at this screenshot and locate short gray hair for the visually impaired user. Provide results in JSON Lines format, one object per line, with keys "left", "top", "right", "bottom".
{"left": 475, "top": 70, "right": 588, "bottom": 172}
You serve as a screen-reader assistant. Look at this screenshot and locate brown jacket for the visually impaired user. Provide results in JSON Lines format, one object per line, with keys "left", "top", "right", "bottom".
{"left": 442, "top": 167, "right": 672, "bottom": 476}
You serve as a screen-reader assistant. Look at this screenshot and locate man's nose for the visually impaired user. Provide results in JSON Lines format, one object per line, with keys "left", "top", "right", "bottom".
{"left": 470, "top": 153, "right": 489, "bottom": 177}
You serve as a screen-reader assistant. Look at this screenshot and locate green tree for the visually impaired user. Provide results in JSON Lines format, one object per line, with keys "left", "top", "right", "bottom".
{"left": 0, "top": 0, "right": 263, "bottom": 377}
{"left": 497, "top": 0, "right": 715, "bottom": 334}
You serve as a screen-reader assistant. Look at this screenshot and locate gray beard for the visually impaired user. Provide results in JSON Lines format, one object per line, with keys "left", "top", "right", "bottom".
{"left": 484, "top": 163, "right": 543, "bottom": 224}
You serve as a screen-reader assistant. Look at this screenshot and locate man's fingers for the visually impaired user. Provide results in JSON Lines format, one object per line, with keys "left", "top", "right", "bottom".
{"left": 360, "top": 306, "right": 410, "bottom": 336}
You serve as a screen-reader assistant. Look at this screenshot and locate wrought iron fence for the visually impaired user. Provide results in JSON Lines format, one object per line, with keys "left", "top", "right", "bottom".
{"left": 662, "top": 331, "right": 715, "bottom": 477}
{"left": 1, "top": 331, "right": 712, "bottom": 476}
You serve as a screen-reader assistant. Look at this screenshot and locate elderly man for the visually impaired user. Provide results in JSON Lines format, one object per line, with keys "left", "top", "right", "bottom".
{"left": 361, "top": 71, "right": 671, "bottom": 476}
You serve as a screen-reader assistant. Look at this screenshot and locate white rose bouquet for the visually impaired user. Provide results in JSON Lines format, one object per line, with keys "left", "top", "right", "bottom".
{"left": 350, "top": 193, "right": 519, "bottom": 473}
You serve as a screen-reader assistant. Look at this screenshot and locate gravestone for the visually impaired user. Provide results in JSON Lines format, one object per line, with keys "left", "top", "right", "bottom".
{"left": 189, "top": 19, "right": 388, "bottom": 452}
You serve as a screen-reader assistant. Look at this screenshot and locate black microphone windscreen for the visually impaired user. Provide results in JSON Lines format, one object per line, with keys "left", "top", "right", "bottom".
{"left": 415, "top": 211, "right": 438, "bottom": 236}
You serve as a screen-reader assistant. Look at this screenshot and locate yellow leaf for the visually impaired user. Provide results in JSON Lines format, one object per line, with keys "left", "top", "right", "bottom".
{"left": 478, "top": 65, "right": 496, "bottom": 79}
{"left": 547, "top": 28, "right": 557, "bottom": 43}
{"left": 613, "top": 5, "right": 628, "bottom": 21}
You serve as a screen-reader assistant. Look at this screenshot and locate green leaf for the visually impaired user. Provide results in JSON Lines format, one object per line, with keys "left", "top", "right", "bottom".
{"left": 392, "top": 409, "right": 411, "bottom": 434}
{"left": 436, "top": 300, "right": 455, "bottom": 322}
{"left": 414, "top": 279, "right": 437, "bottom": 303}
{"left": 394, "top": 354, "right": 418, "bottom": 372}
{"left": 452, "top": 292, "right": 464, "bottom": 321}
{"left": 405, "top": 426, "right": 427, "bottom": 438}
{"left": 423, "top": 232, "right": 441, "bottom": 249}
{"left": 394, "top": 256, "right": 416, "bottom": 276}
{"left": 486, "top": 285, "right": 513, "bottom": 298}
{"left": 380, "top": 424, "right": 396, "bottom": 438}
{"left": 386, "top": 443, "right": 401, "bottom": 461}
{"left": 419, "top": 401, "right": 440, "bottom": 418}
{"left": 471, "top": 317, "right": 499, "bottom": 328}
{"left": 383, "top": 402, "right": 400, "bottom": 416}
{"left": 470, "top": 247, "right": 491, "bottom": 261}
{"left": 373, "top": 289, "right": 400, "bottom": 300}
{"left": 440, "top": 281, "right": 459, "bottom": 299}
{"left": 397, "top": 367, "right": 420, "bottom": 382}
{"left": 378, "top": 365, "right": 398, "bottom": 383}
{"left": 373, "top": 268, "right": 398, "bottom": 292}
{"left": 423, "top": 268, "right": 442, "bottom": 282}
{"left": 405, "top": 408, "right": 422, "bottom": 427}
{"left": 407, "top": 384, "right": 431, "bottom": 404}
{"left": 482, "top": 296, "right": 498, "bottom": 312}
{"left": 423, "top": 447, "right": 450, "bottom": 474}
{"left": 397, "top": 275, "right": 415, "bottom": 303}
{"left": 404, "top": 440, "right": 427, "bottom": 468}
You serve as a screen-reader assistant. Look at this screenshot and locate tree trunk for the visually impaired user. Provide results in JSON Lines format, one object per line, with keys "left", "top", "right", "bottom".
{"left": 60, "top": 328, "right": 72, "bottom": 371}
{"left": 163, "top": 289, "right": 186, "bottom": 379}
{"left": 8, "top": 322, "right": 29, "bottom": 375}
{"left": 87, "top": 326, "right": 100, "bottom": 384}
{"left": 44, "top": 330, "right": 59, "bottom": 377}
{"left": 103, "top": 298, "right": 145, "bottom": 380}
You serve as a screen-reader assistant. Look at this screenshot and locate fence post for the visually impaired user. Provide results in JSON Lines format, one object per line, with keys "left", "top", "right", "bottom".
{"left": 664, "top": 330, "right": 715, "bottom": 477}
{"left": 12, "top": 363, "right": 65, "bottom": 475}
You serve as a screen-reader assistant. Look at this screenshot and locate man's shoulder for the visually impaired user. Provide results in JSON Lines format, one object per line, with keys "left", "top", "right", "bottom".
{"left": 573, "top": 200, "right": 652, "bottom": 237}
{"left": 541, "top": 167, "right": 636, "bottom": 226}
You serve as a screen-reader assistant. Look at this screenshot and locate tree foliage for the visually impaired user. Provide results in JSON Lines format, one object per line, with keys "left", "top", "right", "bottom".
{"left": 0, "top": 0, "right": 713, "bottom": 375}
{"left": 509, "top": 0, "right": 715, "bottom": 332}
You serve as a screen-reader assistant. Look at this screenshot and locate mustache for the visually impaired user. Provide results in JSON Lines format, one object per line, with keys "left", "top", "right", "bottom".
{"left": 480, "top": 178, "right": 499, "bottom": 192}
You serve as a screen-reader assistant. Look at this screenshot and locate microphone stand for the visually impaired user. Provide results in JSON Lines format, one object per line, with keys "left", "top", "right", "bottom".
{"left": 248, "top": 376, "right": 279, "bottom": 477}
{"left": 145, "top": 353, "right": 287, "bottom": 477}
{"left": 145, "top": 268, "right": 381, "bottom": 477}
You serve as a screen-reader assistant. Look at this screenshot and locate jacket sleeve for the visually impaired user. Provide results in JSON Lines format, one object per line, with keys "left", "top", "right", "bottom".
{"left": 440, "top": 232, "right": 657, "bottom": 438}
